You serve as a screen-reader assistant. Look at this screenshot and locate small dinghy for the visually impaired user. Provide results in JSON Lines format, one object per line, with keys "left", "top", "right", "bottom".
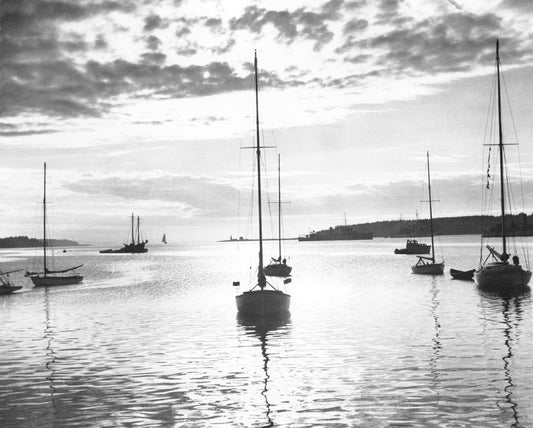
{"left": 450, "top": 269, "right": 475, "bottom": 280}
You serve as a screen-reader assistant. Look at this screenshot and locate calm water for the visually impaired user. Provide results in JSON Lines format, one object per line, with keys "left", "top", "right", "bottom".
{"left": 1, "top": 236, "right": 532, "bottom": 427}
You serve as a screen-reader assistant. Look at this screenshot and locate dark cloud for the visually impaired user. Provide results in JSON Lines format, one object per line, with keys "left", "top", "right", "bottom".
{"left": 343, "top": 18, "right": 368, "bottom": 34}
{"left": 176, "top": 47, "right": 197, "bottom": 56}
{"left": 0, "top": 129, "right": 59, "bottom": 137}
{"left": 144, "top": 14, "right": 167, "bottom": 32}
{"left": 211, "top": 38, "right": 236, "bottom": 55}
{"left": 376, "top": 0, "right": 402, "bottom": 22}
{"left": 146, "top": 35, "right": 161, "bottom": 51}
{"left": 230, "top": 2, "right": 343, "bottom": 50}
{"left": 94, "top": 34, "right": 108, "bottom": 49}
{"left": 66, "top": 175, "right": 240, "bottom": 217}
{"left": 338, "top": 12, "right": 530, "bottom": 75}
{"left": 500, "top": 0, "right": 533, "bottom": 12}
{"left": 344, "top": 0, "right": 367, "bottom": 10}
{"left": 205, "top": 17, "right": 222, "bottom": 28}
{"left": 140, "top": 52, "right": 167, "bottom": 65}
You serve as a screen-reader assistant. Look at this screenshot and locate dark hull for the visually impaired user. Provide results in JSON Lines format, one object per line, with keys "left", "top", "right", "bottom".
{"left": 0, "top": 285, "right": 23, "bottom": 295}
{"left": 263, "top": 263, "right": 292, "bottom": 277}
{"left": 394, "top": 246, "right": 430, "bottom": 254}
{"left": 236, "top": 290, "right": 290, "bottom": 316}
{"left": 31, "top": 275, "right": 83, "bottom": 286}
{"left": 99, "top": 246, "right": 148, "bottom": 254}
{"left": 450, "top": 269, "right": 475, "bottom": 280}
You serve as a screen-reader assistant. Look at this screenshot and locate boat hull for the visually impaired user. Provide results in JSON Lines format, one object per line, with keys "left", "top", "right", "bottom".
{"left": 394, "top": 246, "right": 431, "bottom": 255}
{"left": 474, "top": 264, "right": 532, "bottom": 288}
{"left": 450, "top": 269, "right": 475, "bottom": 280}
{"left": 30, "top": 275, "right": 84, "bottom": 287}
{"left": 263, "top": 263, "right": 292, "bottom": 277}
{"left": 236, "top": 290, "right": 290, "bottom": 316}
{"left": 0, "top": 285, "right": 23, "bottom": 295}
{"left": 412, "top": 262, "right": 444, "bottom": 275}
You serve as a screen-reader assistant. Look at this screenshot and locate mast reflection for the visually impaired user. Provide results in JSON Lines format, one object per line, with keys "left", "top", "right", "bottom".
{"left": 478, "top": 285, "right": 530, "bottom": 428}
{"left": 237, "top": 313, "right": 291, "bottom": 428}
{"left": 43, "top": 288, "right": 57, "bottom": 415}
{"left": 429, "top": 278, "right": 441, "bottom": 383}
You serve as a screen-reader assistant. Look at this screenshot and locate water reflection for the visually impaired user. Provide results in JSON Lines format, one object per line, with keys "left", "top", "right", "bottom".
{"left": 43, "top": 288, "right": 57, "bottom": 416}
{"left": 478, "top": 286, "right": 530, "bottom": 428}
{"left": 237, "top": 313, "right": 291, "bottom": 428}
{"left": 429, "top": 278, "right": 441, "bottom": 383}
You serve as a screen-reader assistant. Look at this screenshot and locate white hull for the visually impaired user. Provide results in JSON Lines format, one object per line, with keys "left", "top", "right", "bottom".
{"left": 474, "top": 264, "right": 531, "bottom": 288}
{"left": 412, "top": 262, "right": 444, "bottom": 275}
{"left": 31, "top": 275, "right": 83, "bottom": 287}
{"left": 236, "top": 290, "right": 290, "bottom": 316}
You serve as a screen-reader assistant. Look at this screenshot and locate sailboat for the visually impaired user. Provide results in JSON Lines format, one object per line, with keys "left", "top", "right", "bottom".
{"left": 474, "top": 40, "right": 531, "bottom": 289}
{"left": 162, "top": 233, "right": 167, "bottom": 244}
{"left": 26, "top": 163, "right": 83, "bottom": 286}
{"left": 264, "top": 154, "right": 292, "bottom": 277}
{"left": 99, "top": 214, "right": 148, "bottom": 253}
{"left": 0, "top": 269, "right": 23, "bottom": 295}
{"left": 412, "top": 152, "right": 444, "bottom": 275}
{"left": 234, "top": 51, "right": 291, "bottom": 316}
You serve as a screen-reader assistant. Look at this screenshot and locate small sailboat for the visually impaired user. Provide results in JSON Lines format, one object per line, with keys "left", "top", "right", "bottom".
{"left": 234, "top": 51, "right": 291, "bottom": 316}
{"left": 99, "top": 214, "right": 148, "bottom": 253}
{"left": 264, "top": 154, "right": 292, "bottom": 278}
{"left": 162, "top": 233, "right": 167, "bottom": 244}
{"left": 26, "top": 163, "right": 83, "bottom": 286}
{"left": 0, "top": 269, "right": 23, "bottom": 295}
{"left": 474, "top": 40, "right": 531, "bottom": 289}
{"left": 412, "top": 152, "right": 444, "bottom": 275}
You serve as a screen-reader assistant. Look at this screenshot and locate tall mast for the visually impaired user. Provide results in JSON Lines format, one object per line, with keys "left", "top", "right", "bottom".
{"left": 137, "top": 216, "right": 140, "bottom": 245}
{"left": 277, "top": 154, "right": 282, "bottom": 260}
{"left": 131, "top": 213, "right": 135, "bottom": 245}
{"left": 496, "top": 39, "right": 507, "bottom": 255}
{"left": 427, "top": 151, "right": 435, "bottom": 263}
{"left": 254, "top": 50, "right": 266, "bottom": 288}
{"left": 43, "top": 162, "right": 47, "bottom": 276}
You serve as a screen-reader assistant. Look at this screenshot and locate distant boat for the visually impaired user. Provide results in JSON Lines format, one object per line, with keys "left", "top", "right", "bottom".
{"left": 162, "top": 233, "right": 167, "bottom": 244}
{"left": 474, "top": 40, "right": 531, "bottom": 289}
{"left": 264, "top": 154, "right": 292, "bottom": 278}
{"left": 394, "top": 239, "right": 430, "bottom": 254}
{"left": 99, "top": 214, "right": 148, "bottom": 254}
{"left": 0, "top": 269, "right": 23, "bottom": 295}
{"left": 234, "top": 51, "right": 291, "bottom": 316}
{"left": 26, "top": 163, "right": 83, "bottom": 286}
{"left": 412, "top": 152, "right": 444, "bottom": 275}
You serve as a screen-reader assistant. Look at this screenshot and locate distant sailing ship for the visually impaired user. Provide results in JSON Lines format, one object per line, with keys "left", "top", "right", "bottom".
{"left": 234, "top": 51, "right": 291, "bottom": 316}
{"left": 26, "top": 163, "right": 84, "bottom": 286}
{"left": 474, "top": 40, "right": 531, "bottom": 289}
{"left": 411, "top": 152, "right": 444, "bottom": 275}
{"left": 99, "top": 214, "right": 148, "bottom": 254}
{"left": 264, "top": 154, "right": 292, "bottom": 278}
{"left": 162, "top": 234, "right": 167, "bottom": 244}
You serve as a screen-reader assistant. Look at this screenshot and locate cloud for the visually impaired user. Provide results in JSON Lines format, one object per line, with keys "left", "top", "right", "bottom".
{"left": 66, "top": 175, "right": 240, "bottom": 217}
{"left": 338, "top": 12, "right": 529, "bottom": 75}
{"left": 143, "top": 14, "right": 167, "bottom": 32}
{"left": 500, "top": 0, "right": 533, "bottom": 12}
{"left": 229, "top": 1, "right": 343, "bottom": 50}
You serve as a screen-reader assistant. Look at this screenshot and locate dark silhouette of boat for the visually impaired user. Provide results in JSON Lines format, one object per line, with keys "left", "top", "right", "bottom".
{"left": 25, "top": 163, "right": 83, "bottom": 286}
{"left": 99, "top": 214, "right": 148, "bottom": 254}
{"left": 0, "top": 269, "right": 23, "bottom": 295}
{"left": 233, "top": 51, "right": 290, "bottom": 316}
{"left": 264, "top": 154, "right": 292, "bottom": 278}
{"left": 450, "top": 269, "right": 475, "bottom": 280}
{"left": 394, "top": 239, "right": 431, "bottom": 254}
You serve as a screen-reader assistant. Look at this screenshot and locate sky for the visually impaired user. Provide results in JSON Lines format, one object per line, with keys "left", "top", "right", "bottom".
{"left": 1, "top": 0, "right": 533, "bottom": 244}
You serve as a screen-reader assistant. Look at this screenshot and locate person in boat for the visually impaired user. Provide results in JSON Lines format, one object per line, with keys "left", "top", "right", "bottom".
{"left": 282, "top": 258, "right": 286, "bottom": 264}
{"left": 501, "top": 252, "right": 510, "bottom": 262}
{"left": 513, "top": 255, "right": 519, "bottom": 266}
